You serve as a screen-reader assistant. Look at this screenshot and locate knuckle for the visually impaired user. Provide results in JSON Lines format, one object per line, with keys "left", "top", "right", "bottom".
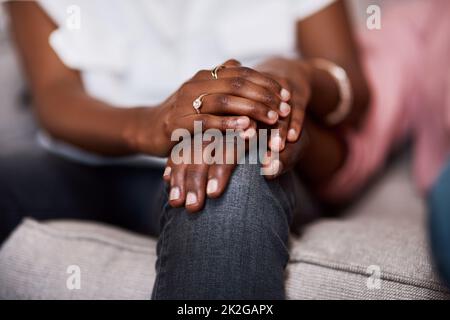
{"left": 193, "top": 70, "right": 204, "bottom": 79}
{"left": 214, "top": 164, "right": 228, "bottom": 177}
{"left": 248, "top": 102, "right": 261, "bottom": 116}
{"left": 269, "top": 78, "right": 282, "bottom": 90}
{"left": 174, "top": 164, "right": 187, "bottom": 176}
{"left": 162, "top": 116, "right": 171, "bottom": 135}
{"left": 279, "top": 123, "right": 288, "bottom": 134}
{"left": 221, "top": 117, "right": 231, "bottom": 129}
{"left": 186, "top": 166, "right": 205, "bottom": 180}
{"left": 215, "top": 94, "right": 229, "bottom": 108}
{"left": 278, "top": 118, "right": 288, "bottom": 127}
{"left": 263, "top": 92, "right": 276, "bottom": 106}
{"left": 280, "top": 77, "right": 290, "bottom": 87}
{"left": 179, "top": 82, "right": 192, "bottom": 97}
{"left": 239, "top": 67, "right": 253, "bottom": 78}
{"left": 227, "top": 59, "right": 241, "bottom": 66}
{"left": 229, "top": 77, "right": 246, "bottom": 91}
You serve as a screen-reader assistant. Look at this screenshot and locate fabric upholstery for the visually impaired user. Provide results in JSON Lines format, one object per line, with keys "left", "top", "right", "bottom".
{"left": 1, "top": 159, "right": 449, "bottom": 299}
{"left": 1, "top": 0, "right": 448, "bottom": 300}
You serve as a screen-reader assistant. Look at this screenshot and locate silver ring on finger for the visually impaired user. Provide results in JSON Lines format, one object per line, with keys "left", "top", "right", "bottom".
{"left": 193, "top": 93, "right": 209, "bottom": 114}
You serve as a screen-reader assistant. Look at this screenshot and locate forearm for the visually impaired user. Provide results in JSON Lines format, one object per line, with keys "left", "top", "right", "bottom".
{"left": 7, "top": 2, "right": 166, "bottom": 158}
{"left": 291, "top": 59, "right": 369, "bottom": 185}
{"left": 34, "top": 81, "right": 161, "bottom": 157}
{"left": 296, "top": 0, "right": 371, "bottom": 128}
{"left": 257, "top": 55, "right": 370, "bottom": 130}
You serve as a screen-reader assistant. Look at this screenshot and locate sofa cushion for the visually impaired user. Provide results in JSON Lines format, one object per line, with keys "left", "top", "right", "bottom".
{"left": 1, "top": 160, "right": 449, "bottom": 300}
{"left": 285, "top": 159, "right": 450, "bottom": 299}
{"left": 0, "top": 219, "right": 156, "bottom": 300}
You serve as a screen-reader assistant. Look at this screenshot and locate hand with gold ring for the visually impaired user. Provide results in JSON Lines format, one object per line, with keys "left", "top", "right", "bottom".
{"left": 211, "top": 64, "right": 225, "bottom": 80}
{"left": 130, "top": 59, "right": 292, "bottom": 157}
{"left": 192, "top": 93, "right": 209, "bottom": 114}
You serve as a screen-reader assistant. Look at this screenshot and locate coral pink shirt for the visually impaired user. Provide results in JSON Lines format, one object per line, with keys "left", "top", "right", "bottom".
{"left": 322, "top": 0, "right": 450, "bottom": 201}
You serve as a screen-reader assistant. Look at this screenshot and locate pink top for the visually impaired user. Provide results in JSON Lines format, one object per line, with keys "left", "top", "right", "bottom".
{"left": 321, "top": 0, "right": 450, "bottom": 201}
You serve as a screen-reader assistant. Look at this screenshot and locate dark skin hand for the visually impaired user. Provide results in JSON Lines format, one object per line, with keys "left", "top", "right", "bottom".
{"left": 7, "top": 2, "right": 291, "bottom": 158}
{"left": 164, "top": 137, "right": 246, "bottom": 213}
{"left": 7, "top": 0, "right": 370, "bottom": 213}
{"left": 140, "top": 58, "right": 292, "bottom": 156}
{"left": 164, "top": 1, "right": 370, "bottom": 211}
{"left": 255, "top": 57, "right": 348, "bottom": 184}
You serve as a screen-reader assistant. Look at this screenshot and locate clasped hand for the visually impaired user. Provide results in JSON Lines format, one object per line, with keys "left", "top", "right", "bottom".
{"left": 143, "top": 58, "right": 312, "bottom": 212}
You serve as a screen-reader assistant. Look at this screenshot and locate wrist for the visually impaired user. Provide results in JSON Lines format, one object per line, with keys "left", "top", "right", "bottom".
{"left": 306, "top": 59, "right": 353, "bottom": 126}
{"left": 306, "top": 61, "right": 340, "bottom": 119}
{"left": 122, "top": 105, "right": 169, "bottom": 157}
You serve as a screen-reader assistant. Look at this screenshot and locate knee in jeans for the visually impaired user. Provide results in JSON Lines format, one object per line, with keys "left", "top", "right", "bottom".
{"left": 199, "top": 163, "right": 288, "bottom": 245}
{"left": 221, "top": 163, "right": 270, "bottom": 209}
{"left": 160, "top": 163, "right": 291, "bottom": 272}
{"left": 164, "top": 163, "right": 289, "bottom": 246}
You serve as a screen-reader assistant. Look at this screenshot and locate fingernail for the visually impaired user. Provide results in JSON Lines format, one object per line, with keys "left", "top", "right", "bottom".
{"left": 262, "top": 159, "right": 282, "bottom": 176}
{"left": 280, "top": 88, "right": 291, "bottom": 101}
{"left": 186, "top": 192, "right": 197, "bottom": 206}
{"left": 267, "top": 110, "right": 278, "bottom": 121}
{"left": 270, "top": 136, "right": 283, "bottom": 152}
{"left": 279, "top": 102, "right": 291, "bottom": 115}
{"left": 236, "top": 117, "right": 250, "bottom": 128}
{"left": 169, "top": 187, "right": 180, "bottom": 201}
{"left": 242, "top": 128, "right": 256, "bottom": 139}
{"left": 288, "top": 128, "right": 298, "bottom": 141}
{"left": 271, "top": 159, "right": 282, "bottom": 175}
{"left": 207, "top": 179, "right": 218, "bottom": 195}
{"left": 163, "top": 167, "right": 171, "bottom": 177}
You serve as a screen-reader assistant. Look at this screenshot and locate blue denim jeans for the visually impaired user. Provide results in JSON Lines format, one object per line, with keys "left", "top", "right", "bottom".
{"left": 0, "top": 150, "right": 301, "bottom": 299}
{"left": 152, "top": 163, "right": 299, "bottom": 299}
{"left": 428, "top": 159, "right": 450, "bottom": 288}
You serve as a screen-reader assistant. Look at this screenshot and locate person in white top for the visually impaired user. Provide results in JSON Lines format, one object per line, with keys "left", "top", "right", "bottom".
{"left": 2, "top": 0, "right": 370, "bottom": 299}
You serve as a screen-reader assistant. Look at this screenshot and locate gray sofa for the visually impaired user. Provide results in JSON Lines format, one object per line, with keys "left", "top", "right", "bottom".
{"left": 1, "top": 1, "right": 449, "bottom": 300}
{"left": 1, "top": 159, "right": 449, "bottom": 300}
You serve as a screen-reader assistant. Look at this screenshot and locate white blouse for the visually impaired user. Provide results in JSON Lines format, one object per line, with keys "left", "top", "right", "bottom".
{"left": 34, "top": 0, "right": 335, "bottom": 164}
